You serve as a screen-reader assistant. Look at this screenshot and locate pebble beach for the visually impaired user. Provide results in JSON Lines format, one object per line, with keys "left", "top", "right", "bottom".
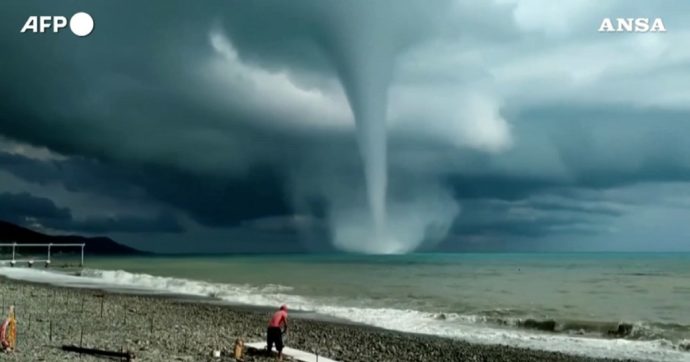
{"left": 0, "top": 277, "right": 636, "bottom": 362}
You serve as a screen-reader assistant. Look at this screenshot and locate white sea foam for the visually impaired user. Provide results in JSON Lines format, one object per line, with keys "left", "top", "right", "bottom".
{"left": 0, "top": 267, "right": 687, "bottom": 362}
{"left": 311, "top": 306, "right": 687, "bottom": 362}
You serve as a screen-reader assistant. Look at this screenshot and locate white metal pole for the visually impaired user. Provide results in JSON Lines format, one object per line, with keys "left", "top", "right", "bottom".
{"left": 12, "top": 242, "right": 16, "bottom": 261}
{"left": 48, "top": 243, "right": 52, "bottom": 261}
{"left": 80, "top": 244, "right": 85, "bottom": 267}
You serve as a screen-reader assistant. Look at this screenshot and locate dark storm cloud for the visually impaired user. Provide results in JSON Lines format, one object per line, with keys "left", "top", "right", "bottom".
{"left": 526, "top": 199, "right": 623, "bottom": 217}
{"left": 0, "top": 0, "right": 318, "bottom": 178}
{"left": 451, "top": 217, "right": 595, "bottom": 238}
{"left": 0, "top": 151, "right": 144, "bottom": 198}
{"left": 240, "top": 215, "right": 323, "bottom": 234}
{"left": 52, "top": 211, "right": 184, "bottom": 234}
{"left": 1, "top": 0, "right": 689, "bottom": 251}
{"left": 440, "top": 104, "right": 690, "bottom": 201}
{"left": 446, "top": 197, "right": 616, "bottom": 240}
{"left": 0, "top": 192, "right": 183, "bottom": 234}
{"left": 0, "top": 192, "right": 71, "bottom": 225}
{"left": 445, "top": 173, "right": 557, "bottom": 201}
{"left": 0, "top": 149, "right": 292, "bottom": 229}
{"left": 526, "top": 106, "right": 690, "bottom": 188}
{"left": 136, "top": 166, "right": 291, "bottom": 227}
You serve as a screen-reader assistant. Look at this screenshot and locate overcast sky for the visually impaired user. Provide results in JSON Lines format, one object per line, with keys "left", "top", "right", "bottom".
{"left": 1, "top": 0, "right": 690, "bottom": 253}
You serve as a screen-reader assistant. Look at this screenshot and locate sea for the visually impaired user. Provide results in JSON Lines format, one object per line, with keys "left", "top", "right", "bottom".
{"left": 1, "top": 253, "right": 689, "bottom": 361}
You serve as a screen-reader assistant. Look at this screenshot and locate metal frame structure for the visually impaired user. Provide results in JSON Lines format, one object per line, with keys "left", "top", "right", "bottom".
{"left": 0, "top": 242, "right": 85, "bottom": 267}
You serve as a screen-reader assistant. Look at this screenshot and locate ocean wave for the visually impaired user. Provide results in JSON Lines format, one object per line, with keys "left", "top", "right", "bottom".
{"left": 485, "top": 316, "right": 688, "bottom": 341}
{"left": 78, "top": 269, "right": 302, "bottom": 307}
{"left": 0, "top": 267, "right": 688, "bottom": 361}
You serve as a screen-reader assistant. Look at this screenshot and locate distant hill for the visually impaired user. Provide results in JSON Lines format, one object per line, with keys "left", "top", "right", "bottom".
{"left": 0, "top": 220, "right": 147, "bottom": 255}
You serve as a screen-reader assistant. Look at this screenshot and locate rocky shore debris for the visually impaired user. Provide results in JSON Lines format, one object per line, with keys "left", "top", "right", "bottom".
{"left": 520, "top": 319, "right": 558, "bottom": 332}
{"left": 607, "top": 323, "right": 634, "bottom": 338}
{"left": 61, "top": 345, "right": 135, "bottom": 361}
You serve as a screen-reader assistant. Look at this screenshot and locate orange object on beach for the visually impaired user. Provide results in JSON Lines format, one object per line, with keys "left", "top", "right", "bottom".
{"left": 0, "top": 306, "right": 16, "bottom": 352}
{"left": 233, "top": 338, "right": 244, "bottom": 361}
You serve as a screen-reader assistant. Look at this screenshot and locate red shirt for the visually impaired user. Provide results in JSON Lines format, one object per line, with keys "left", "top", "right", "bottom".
{"left": 268, "top": 310, "right": 287, "bottom": 328}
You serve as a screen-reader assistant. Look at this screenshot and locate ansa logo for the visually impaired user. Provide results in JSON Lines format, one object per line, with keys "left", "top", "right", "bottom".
{"left": 598, "top": 18, "right": 666, "bottom": 33}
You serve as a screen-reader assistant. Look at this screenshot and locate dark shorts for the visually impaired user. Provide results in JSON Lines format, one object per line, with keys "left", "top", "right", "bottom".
{"left": 266, "top": 326, "right": 284, "bottom": 352}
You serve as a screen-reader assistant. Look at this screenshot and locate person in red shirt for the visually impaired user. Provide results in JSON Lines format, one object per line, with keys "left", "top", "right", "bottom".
{"left": 266, "top": 304, "right": 288, "bottom": 361}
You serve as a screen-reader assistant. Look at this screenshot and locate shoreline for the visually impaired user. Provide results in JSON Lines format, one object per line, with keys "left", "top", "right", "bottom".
{"left": 0, "top": 276, "right": 631, "bottom": 362}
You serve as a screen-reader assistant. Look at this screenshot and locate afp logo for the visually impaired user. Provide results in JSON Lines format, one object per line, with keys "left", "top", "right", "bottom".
{"left": 20, "top": 12, "right": 94, "bottom": 37}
